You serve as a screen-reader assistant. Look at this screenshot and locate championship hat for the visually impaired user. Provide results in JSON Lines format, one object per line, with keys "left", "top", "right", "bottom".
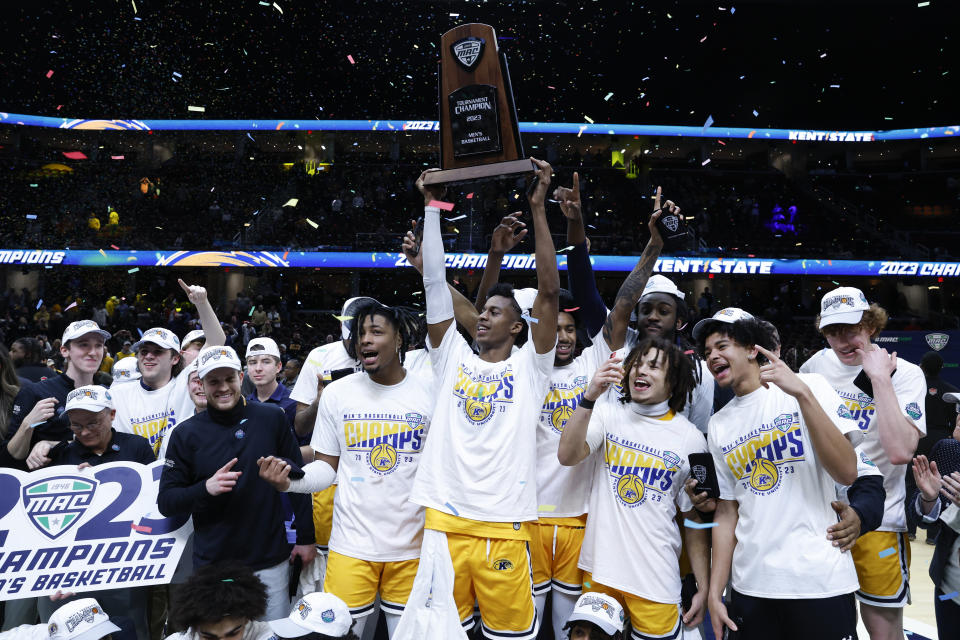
{"left": 132, "top": 327, "right": 181, "bottom": 352}
{"left": 65, "top": 385, "right": 113, "bottom": 413}
{"left": 47, "top": 598, "right": 121, "bottom": 640}
{"left": 268, "top": 592, "right": 352, "bottom": 638}
{"left": 246, "top": 337, "right": 282, "bottom": 360}
{"left": 562, "top": 592, "right": 626, "bottom": 636}
{"left": 61, "top": 320, "right": 111, "bottom": 344}
{"left": 111, "top": 357, "right": 141, "bottom": 384}
{"left": 513, "top": 287, "right": 539, "bottom": 314}
{"left": 180, "top": 329, "right": 206, "bottom": 350}
{"left": 692, "top": 307, "right": 756, "bottom": 341}
{"left": 640, "top": 275, "right": 684, "bottom": 301}
{"left": 196, "top": 345, "right": 243, "bottom": 379}
{"left": 818, "top": 286, "right": 870, "bottom": 329}
{"left": 339, "top": 297, "right": 383, "bottom": 340}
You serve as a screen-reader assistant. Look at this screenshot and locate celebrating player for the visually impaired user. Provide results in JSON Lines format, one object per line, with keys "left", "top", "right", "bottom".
{"left": 557, "top": 336, "right": 708, "bottom": 640}
{"left": 695, "top": 308, "right": 860, "bottom": 640}
{"left": 406, "top": 160, "right": 559, "bottom": 639}
{"left": 258, "top": 302, "right": 433, "bottom": 638}
{"left": 800, "top": 287, "right": 926, "bottom": 640}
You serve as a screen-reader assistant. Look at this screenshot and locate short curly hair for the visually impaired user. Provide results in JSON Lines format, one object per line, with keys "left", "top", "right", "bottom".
{"left": 171, "top": 562, "right": 267, "bottom": 631}
{"left": 817, "top": 303, "right": 889, "bottom": 339}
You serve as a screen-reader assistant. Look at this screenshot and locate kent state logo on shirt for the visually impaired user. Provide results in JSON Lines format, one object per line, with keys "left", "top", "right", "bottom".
{"left": 720, "top": 412, "right": 805, "bottom": 496}
{"left": 344, "top": 411, "right": 426, "bottom": 476}
{"left": 836, "top": 390, "right": 877, "bottom": 432}
{"left": 452, "top": 364, "right": 515, "bottom": 427}
{"left": 540, "top": 376, "right": 588, "bottom": 435}
{"left": 603, "top": 434, "right": 681, "bottom": 508}
{"left": 130, "top": 411, "right": 176, "bottom": 456}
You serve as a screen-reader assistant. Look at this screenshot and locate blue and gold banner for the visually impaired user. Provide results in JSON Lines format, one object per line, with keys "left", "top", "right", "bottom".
{"left": 1, "top": 249, "right": 959, "bottom": 278}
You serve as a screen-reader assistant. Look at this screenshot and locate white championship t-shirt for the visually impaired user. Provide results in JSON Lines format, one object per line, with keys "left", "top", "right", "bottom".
{"left": 313, "top": 370, "right": 433, "bottom": 562}
{"left": 578, "top": 403, "right": 707, "bottom": 603}
{"left": 536, "top": 330, "right": 612, "bottom": 519}
{"left": 111, "top": 372, "right": 192, "bottom": 458}
{"left": 403, "top": 347, "right": 434, "bottom": 383}
{"left": 289, "top": 341, "right": 361, "bottom": 406}
{"left": 410, "top": 323, "right": 555, "bottom": 523}
{"left": 800, "top": 347, "right": 927, "bottom": 531}
{"left": 707, "top": 373, "right": 861, "bottom": 598}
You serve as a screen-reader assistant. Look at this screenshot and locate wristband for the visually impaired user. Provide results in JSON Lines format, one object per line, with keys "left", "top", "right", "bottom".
{"left": 579, "top": 398, "right": 596, "bottom": 410}
{"left": 921, "top": 495, "right": 938, "bottom": 505}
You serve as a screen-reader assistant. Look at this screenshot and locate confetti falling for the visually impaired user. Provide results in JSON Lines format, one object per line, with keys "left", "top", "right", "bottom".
{"left": 347, "top": 54, "right": 356, "bottom": 65}
{"left": 45, "top": 70, "right": 54, "bottom": 79}
{"left": 429, "top": 200, "right": 455, "bottom": 211}
{"left": 878, "top": 547, "right": 896, "bottom": 558}
{"left": 188, "top": 105, "right": 206, "bottom": 112}
{"left": 683, "top": 519, "right": 719, "bottom": 529}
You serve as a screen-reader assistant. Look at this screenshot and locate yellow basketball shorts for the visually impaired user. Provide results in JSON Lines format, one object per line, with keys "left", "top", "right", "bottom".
{"left": 582, "top": 572, "right": 681, "bottom": 640}
{"left": 323, "top": 551, "right": 419, "bottom": 617}
{"left": 850, "top": 530, "right": 911, "bottom": 607}
{"left": 531, "top": 520, "right": 586, "bottom": 596}
{"left": 312, "top": 486, "right": 335, "bottom": 549}
{"left": 445, "top": 532, "right": 538, "bottom": 640}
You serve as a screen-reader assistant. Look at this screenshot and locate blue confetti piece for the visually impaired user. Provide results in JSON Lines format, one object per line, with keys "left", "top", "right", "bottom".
{"left": 730, "top": 6, "right": 735, "bottom": 14}
{"left": 36, "top": 299, "right": 43, "bottom": 309}
{"left": 521, "top": 313, "right": 539, "bottom": 325}
{"left": 683, "top": 519, "right": 719, "bottom": 529}
{"left": 137, "top": 328, "right": 144, "bottom": 337}
{"left": 703, "top": 115, "right": 714, "bottom": 129}
{"left": 939, "top": 591, "right": 959, "bottom": 601}
{"left": 29, "top": 422, "right": 45, "bottom": 428}
{"left": 351, "top": 476, "right": 364, "bottom": 482}
{"left": 444, "top": 501, "right": 459, "bottom": 516}
{"left": 878, "top": 547, "right": 896, "bottom": 558}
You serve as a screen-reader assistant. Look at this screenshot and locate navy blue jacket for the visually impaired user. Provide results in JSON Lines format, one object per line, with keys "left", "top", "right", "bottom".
{"left": 157, "top": 400, "right": 315, "bottom": 570}
{"left": 1, "top": 373, "right": 78, "bottom": 469}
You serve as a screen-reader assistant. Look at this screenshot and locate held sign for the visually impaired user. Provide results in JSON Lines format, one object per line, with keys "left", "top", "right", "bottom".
{"left": 0, "top": 461, "right": 192, "bottom": 600}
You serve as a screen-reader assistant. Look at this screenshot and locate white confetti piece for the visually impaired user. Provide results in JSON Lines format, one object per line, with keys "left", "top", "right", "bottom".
{"left": 702, "top": 158, "right": 711, "bottom": 166}
{"left": 604, "top": 92, "right": 613, "bottom": 101}
{"left": 283, "top": 198, "right": 299, "bottom": 207}
{"left": 584, "top": 115, "right": 594, "bottom": 123}
{"left": 187, "top": 105, "right": 206, "bottom": 112}
{"left": 273, "top": 2, "right": 283, "bottom": 14}
{"left": 305, "top": 218, "right": 318, "bottom": 229}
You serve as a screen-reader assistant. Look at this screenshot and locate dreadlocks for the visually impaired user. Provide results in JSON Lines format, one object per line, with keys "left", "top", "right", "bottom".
{"left": 348, "top": 301, "right": 421, "bottom": 366}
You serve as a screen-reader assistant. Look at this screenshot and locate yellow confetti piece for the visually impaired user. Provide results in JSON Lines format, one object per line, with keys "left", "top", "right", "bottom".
{"left": 584, "top": 115, "right": 594, "bottom": 123}
{"left": 187, "top": 105, "right": 206, "bottom": 112}
{"left": 99, "top": 249, "right": 107, "bottom": 258}
{"left": 332, "top": 315, "right": 354, "bottom": 322}
{"left": 538, "top": 504, "right": 557, "bottom": 512}
{"left": 283, "top": 198, "right": 299, "bottom": 207}
{"left": 305, "top": 218, "right": 318, "bottom": 229}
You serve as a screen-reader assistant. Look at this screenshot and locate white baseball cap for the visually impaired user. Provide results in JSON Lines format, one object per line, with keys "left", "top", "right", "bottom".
{"left": 65, "top": 385, "right": 113, "bottom": 413}
{"left": 112, "top": 357, "right": 141, "bottom": 383}
{"left": 944, "top": 392, "right": 960, "bottom": 405}
{"left": 62, "top": 320, "right": 111, "bottom": 344}
{"left": 692, "top": 307, "right": 756, "bottom": 341}
{"left": 339, "top": 297, "right": 383, "bottom": 340}
{"left": 640, "top": 275, "right": 684, "bottom": 301}
{"left": 47, "top": 598, "right": 121, "bottom": 640}
{"left": 132, "top": 327, "right": 181, "bottom": 352}
{"left": 818, "top": 286, "right": 871, "bottom": 329}
{"left": 269, "top": 592, "right": 352, "bottom": 638}
{"left": 563, "top": 592, "right": 625, "bottom": 636}
{"left": 196, "top": 345, "right": 243, "bottom": 379}
{"left": 180, "top": 329, "right": 206, "bottom": 350}
{"left": 246, "top": 337, "right": 281, "bottom": 360}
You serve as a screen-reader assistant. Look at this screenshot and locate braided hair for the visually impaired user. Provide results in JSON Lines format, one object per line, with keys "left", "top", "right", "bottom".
{"left": 348, "top": 301, "right": 421, "bottom": 366}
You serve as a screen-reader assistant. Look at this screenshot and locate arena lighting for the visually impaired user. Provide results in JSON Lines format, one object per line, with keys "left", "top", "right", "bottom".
{"left": 0, "top": 112, "right": 958, "bottom": 141}
{"left": 0, "top": 249, "right": 958, "bottom": 278}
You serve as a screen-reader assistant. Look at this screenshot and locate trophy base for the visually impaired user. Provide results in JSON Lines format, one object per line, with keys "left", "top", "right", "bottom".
{"left": 423, "top": 159, "right": 535, "bottom": 187}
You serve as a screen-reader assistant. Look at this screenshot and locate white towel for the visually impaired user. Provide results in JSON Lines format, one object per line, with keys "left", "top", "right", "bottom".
{"left": 392, "top": 529, "right": 468, "bottom": 640}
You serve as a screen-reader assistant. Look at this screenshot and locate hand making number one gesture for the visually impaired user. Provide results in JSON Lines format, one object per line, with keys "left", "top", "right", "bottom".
{"left": 756, "top": 344, "right": 809, "bottom": 397}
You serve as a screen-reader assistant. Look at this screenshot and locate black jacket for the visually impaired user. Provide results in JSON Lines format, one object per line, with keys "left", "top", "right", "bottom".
{"left": 157, "top": 400, "right": 315, "bottom": 570}
{"left": 1, "top": 373, "right": 78, "bottom": 469}
{"left": 847, "top": 474, "right": 886, "bottom": 535}
{"left": 906, "top": 489, "right": 958, "bottom": 589}
{"left": 50, "top": 429, "right": 156, "bottom": 466}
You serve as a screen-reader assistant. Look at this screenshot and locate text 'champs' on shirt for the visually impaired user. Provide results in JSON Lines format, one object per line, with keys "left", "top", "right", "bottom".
{"left": 800, "top": 347, "right": 927, "bottom": 531}
{"left": 312, "top": 371, "right": 434, "bottom": 562}
{"left": 580, "top": 402, "right": 706, "bottom": 603}
{"left": 707, "top": 373, "right": 860, "bottom": 598}
{"left": 411, "top": 323, "right": 554, "bottom": 524}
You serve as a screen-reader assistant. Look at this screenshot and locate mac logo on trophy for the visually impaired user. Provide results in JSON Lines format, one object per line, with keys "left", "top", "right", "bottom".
{"left": 423, "top": 23, "right": 534, "bottom": 187}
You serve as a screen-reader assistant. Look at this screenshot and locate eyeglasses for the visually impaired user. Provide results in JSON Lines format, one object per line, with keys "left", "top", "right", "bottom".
{"left": 69, "top": 423, "right": 103, "bottom": 433}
